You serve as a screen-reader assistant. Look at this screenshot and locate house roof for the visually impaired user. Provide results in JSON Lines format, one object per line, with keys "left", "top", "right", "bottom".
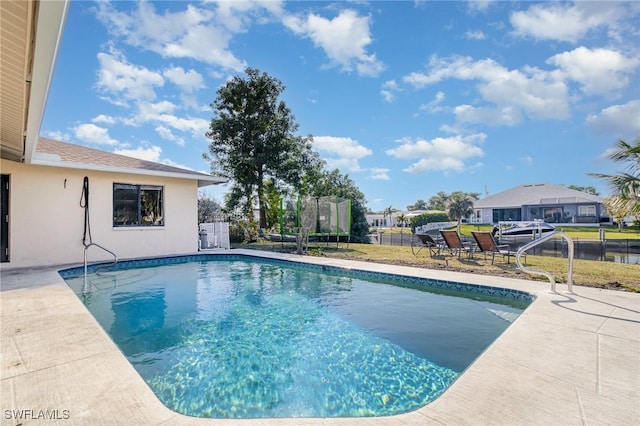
{"left": 34, "top": 138, "right": 226, "bottom": 187}
{"left": 474, "top": 183, "right": 604, "bottom": 209}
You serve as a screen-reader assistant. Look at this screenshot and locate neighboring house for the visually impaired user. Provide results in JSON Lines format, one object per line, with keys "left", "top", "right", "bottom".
{"left": 366, "top": 210, "right": 446, "bottom": 227}
{"left": 474, "top": 183, "right": 608, "bottom": 225}
{"left": 0, "top": 0, "right": 225, "bottom": 269}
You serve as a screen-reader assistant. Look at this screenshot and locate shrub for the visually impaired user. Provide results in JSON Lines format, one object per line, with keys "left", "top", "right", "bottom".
{"left": 409, "top": 213, "right": 450, "bottom": 232}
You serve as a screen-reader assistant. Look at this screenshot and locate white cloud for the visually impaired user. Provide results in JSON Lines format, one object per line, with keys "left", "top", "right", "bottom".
{"left": 404, "top": 55, "right": 570, "bottom": 124}
{"left": 95, "top": 1, "right": 251, "bottom": 71}
{"left": 163, "top": 66, "right": 205, "bottom": 93}
{"left": 467, "top": 0, "right": 495, "bottom": 13}
{"left": 114, "top": 145, "right": 162, "bottom": 162}
{"left": 454, "top": 104, "right": 522, "bottom": 126}
{"left": 283, "top": 9, "right": 385, "bottom": 77}
{"left": 42, "top": 130, "right": 71, "bottom": 142}
{"left": 510, "top": 2, "right": 635, "bottom": 43}
{"left": 72, "top": 123, "right": 119, "bottom": 146}
{"left": 547, "top": 47, "right": 639, "bottom": 96}
{"left": 464, "top": 30, "right": 486, "bottom": 40}
{"left": 586, "top": 100, "right": 640, "bottom": 139}
{"left": 368, "top": 168, "right": 390, "bottom": 181}
{"left": 96, "top": 50, "right": 164, "bottom": 104}
{"left": 520, "top": 155, "right": 534, "bottom": 166}
{"left": 312, "top": 135, "right": 372, "bottom": 171}
{"left": 154, "top": 115, "right": 210, "bottom": 139}
{"left": 213, "top": 0, "right": 284, "bottom": 32}
{"left": 91, "top": 114, "right": 116, "bottom": 124}
{"left": 137, "top": 101, "right": 177, "bottom": 118}
{"left": 386, "top": 134, "right": 485, "bottom": 174}
{"left": 419, "top": 91, "right": 446, "bottom": 113}
{"left": 380, "top": 80, "right": 400, "bottom": 103}
{"left": 155, "top": 126, "right": 186, "bottom": 147}
{"left": 111, "top": 145, "right": 195, "bottom": 171}
{"left": 127, "top": 101, "right": 208, "bottom": 142}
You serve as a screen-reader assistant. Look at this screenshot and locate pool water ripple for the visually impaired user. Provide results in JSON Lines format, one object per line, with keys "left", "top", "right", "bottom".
{"left": 61, "top": 256, "right": 528, "bottom": 419}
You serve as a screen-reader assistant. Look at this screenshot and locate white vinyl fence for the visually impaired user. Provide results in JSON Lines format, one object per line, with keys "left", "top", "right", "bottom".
{"left": 199, "top": 222, "right": 230, "bottom": 249}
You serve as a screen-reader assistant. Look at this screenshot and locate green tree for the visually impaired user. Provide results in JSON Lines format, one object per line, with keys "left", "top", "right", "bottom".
{"left": 407, "top": 199, "right": 427, "bottom": 211}
{"left": 306, "top": 169, "right": 370, "bottom": 243}
{"left": 590, "top": 139, "right": 640, "bottom": 220}
{"left": 205, "top": 67, "right": 322, "bottom": 229}
{"left": 427, "top": 191, "right": 449, "bottom": 210}
{"left": 396, "top": 213, "right": 407, "bottom": 228}
{"left": 382, "top": 205, "right": 397, "bottom": 227}
{"left": 396, "top": 212, "right": 408, "bottom": 245}
{"left": 568, "top": 185, "right": 599, "bottom": 196}
{"left": 447, "top": 191, "right": 475, "bottom": 234}
{"left": 263, "top": 179, "right": 281, "bottom": 230}
{"left": 427, "top": 191, "right": 480, "bottom": 213}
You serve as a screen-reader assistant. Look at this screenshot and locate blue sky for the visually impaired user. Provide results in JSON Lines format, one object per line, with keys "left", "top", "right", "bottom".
{"left": 41, "top": 0, "right": 640, "bottom": 211}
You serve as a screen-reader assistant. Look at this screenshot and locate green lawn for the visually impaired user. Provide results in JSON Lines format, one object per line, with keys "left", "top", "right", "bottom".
{"left": 238, "top": 240, "right": 640, "bottom": 293}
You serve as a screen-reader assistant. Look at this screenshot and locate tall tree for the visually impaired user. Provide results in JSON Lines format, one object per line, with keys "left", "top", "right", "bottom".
{"left": 382, "top": 205, "right": 397, "bottom": 226}
{"left": 590, "top": 139, "right": 640, "bottom": 218}
{"left": 206, "top": 68, "right": 322, "bottom": 229}
{"left": 427, "top": 191, "right": 449, "bottom": 210}
{"left": 428, "top": 191, "right": 480, "bottom": 211}
{"left": 407, "top": 199, "right": 427, "bottom": 211}
{"left": 447, "top": 191, "right": 475, "bottom": 234}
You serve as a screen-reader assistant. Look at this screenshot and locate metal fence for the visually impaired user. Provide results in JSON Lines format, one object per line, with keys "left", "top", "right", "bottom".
{"left": 374, "top": 232, "right": 640, "bottom": 264}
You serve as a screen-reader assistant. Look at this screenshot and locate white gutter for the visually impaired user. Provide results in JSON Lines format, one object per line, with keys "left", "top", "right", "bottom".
{"left": 24, "top": 0, "right": 70, "bottom": 164}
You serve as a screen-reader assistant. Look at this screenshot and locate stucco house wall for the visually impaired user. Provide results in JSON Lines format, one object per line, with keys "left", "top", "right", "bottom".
{"left": 1, "top": 159, "right": 200, "bottom": 269}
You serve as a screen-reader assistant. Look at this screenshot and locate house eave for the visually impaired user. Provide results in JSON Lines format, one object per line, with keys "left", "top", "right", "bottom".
{"left": 24, "top": 0, "right": 69, "bottom": 164}
{"left": 30, "top": 157, "right": 227, "bottom": 187}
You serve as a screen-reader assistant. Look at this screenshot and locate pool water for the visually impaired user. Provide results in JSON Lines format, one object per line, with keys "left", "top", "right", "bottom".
{"left": 63, "top": 256, "right": 529, "bottom": 418}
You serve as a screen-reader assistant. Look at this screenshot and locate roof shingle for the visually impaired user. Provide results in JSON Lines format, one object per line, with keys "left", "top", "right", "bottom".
{"left": 34, "top": 138, "right": 223, "bottom": 185}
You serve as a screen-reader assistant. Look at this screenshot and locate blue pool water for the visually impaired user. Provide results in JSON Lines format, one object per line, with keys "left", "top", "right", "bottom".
{"left": 61, "top": 255, "right": 532, "bottom": 419}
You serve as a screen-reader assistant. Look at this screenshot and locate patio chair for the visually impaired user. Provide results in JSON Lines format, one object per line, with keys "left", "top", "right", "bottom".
{"left": 439, "top": 229, "right": 474, "bottom": 259}
{"left": 411, "top": 233, "right": 444, "bottom": 257}
{"left": 471, "top": 231, "right": 523, "bottom": 265}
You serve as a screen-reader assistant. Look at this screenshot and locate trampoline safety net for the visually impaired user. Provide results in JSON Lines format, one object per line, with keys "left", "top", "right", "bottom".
{"left": 280, "top": 196, "right": 351, "bottom": 236}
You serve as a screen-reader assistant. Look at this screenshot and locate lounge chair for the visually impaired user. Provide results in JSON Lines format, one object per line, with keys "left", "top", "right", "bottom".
{"left": 411, "top": 233, "right": 444, "bottom": 257}
{"left": 439, "top": 229, "right": 474, "bottom": 259}
{"left": 471, "top": 231, "right": 523, "bottom": 264}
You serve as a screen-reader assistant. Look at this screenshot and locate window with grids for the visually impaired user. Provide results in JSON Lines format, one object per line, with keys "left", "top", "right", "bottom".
{"left": 578, "top": 205, "right": 596, "bottom": 217}
{"left": 113, "top": 183, "right": 164, "bottom": 227}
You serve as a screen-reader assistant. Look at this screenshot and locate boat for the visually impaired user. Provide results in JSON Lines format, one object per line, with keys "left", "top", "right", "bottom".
{"left": 492, "top": 221, "right": 555, "bottom": 238}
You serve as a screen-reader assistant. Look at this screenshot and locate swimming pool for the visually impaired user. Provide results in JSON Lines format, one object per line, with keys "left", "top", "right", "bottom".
{"left": 60, "top": 254, "right": 533, "bottom": 419}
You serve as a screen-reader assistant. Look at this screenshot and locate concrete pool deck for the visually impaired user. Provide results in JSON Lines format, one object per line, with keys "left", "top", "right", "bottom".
{"left": 1, "top": 249, "right": 638, "bottom": 425}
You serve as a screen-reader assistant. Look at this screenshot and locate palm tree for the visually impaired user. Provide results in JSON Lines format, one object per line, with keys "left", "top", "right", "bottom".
{"left": 590, "top": 139, "right": 640, "bottom": 224}
{"left": 396, "top": 212, "right": 407, "bottom": 245}
{"left": 382, "top": 205, "right": 396, "bottom": 227}
{"left": 396, "top": 213, "right": 407, "bottom": 228}
{"left": 447, "top": 192, "right": 475, "bottom": 234}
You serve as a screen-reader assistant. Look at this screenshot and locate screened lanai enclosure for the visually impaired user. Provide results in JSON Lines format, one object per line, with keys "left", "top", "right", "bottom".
{"left": 270, "top": 196, "right": 352, "bottom": 245}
